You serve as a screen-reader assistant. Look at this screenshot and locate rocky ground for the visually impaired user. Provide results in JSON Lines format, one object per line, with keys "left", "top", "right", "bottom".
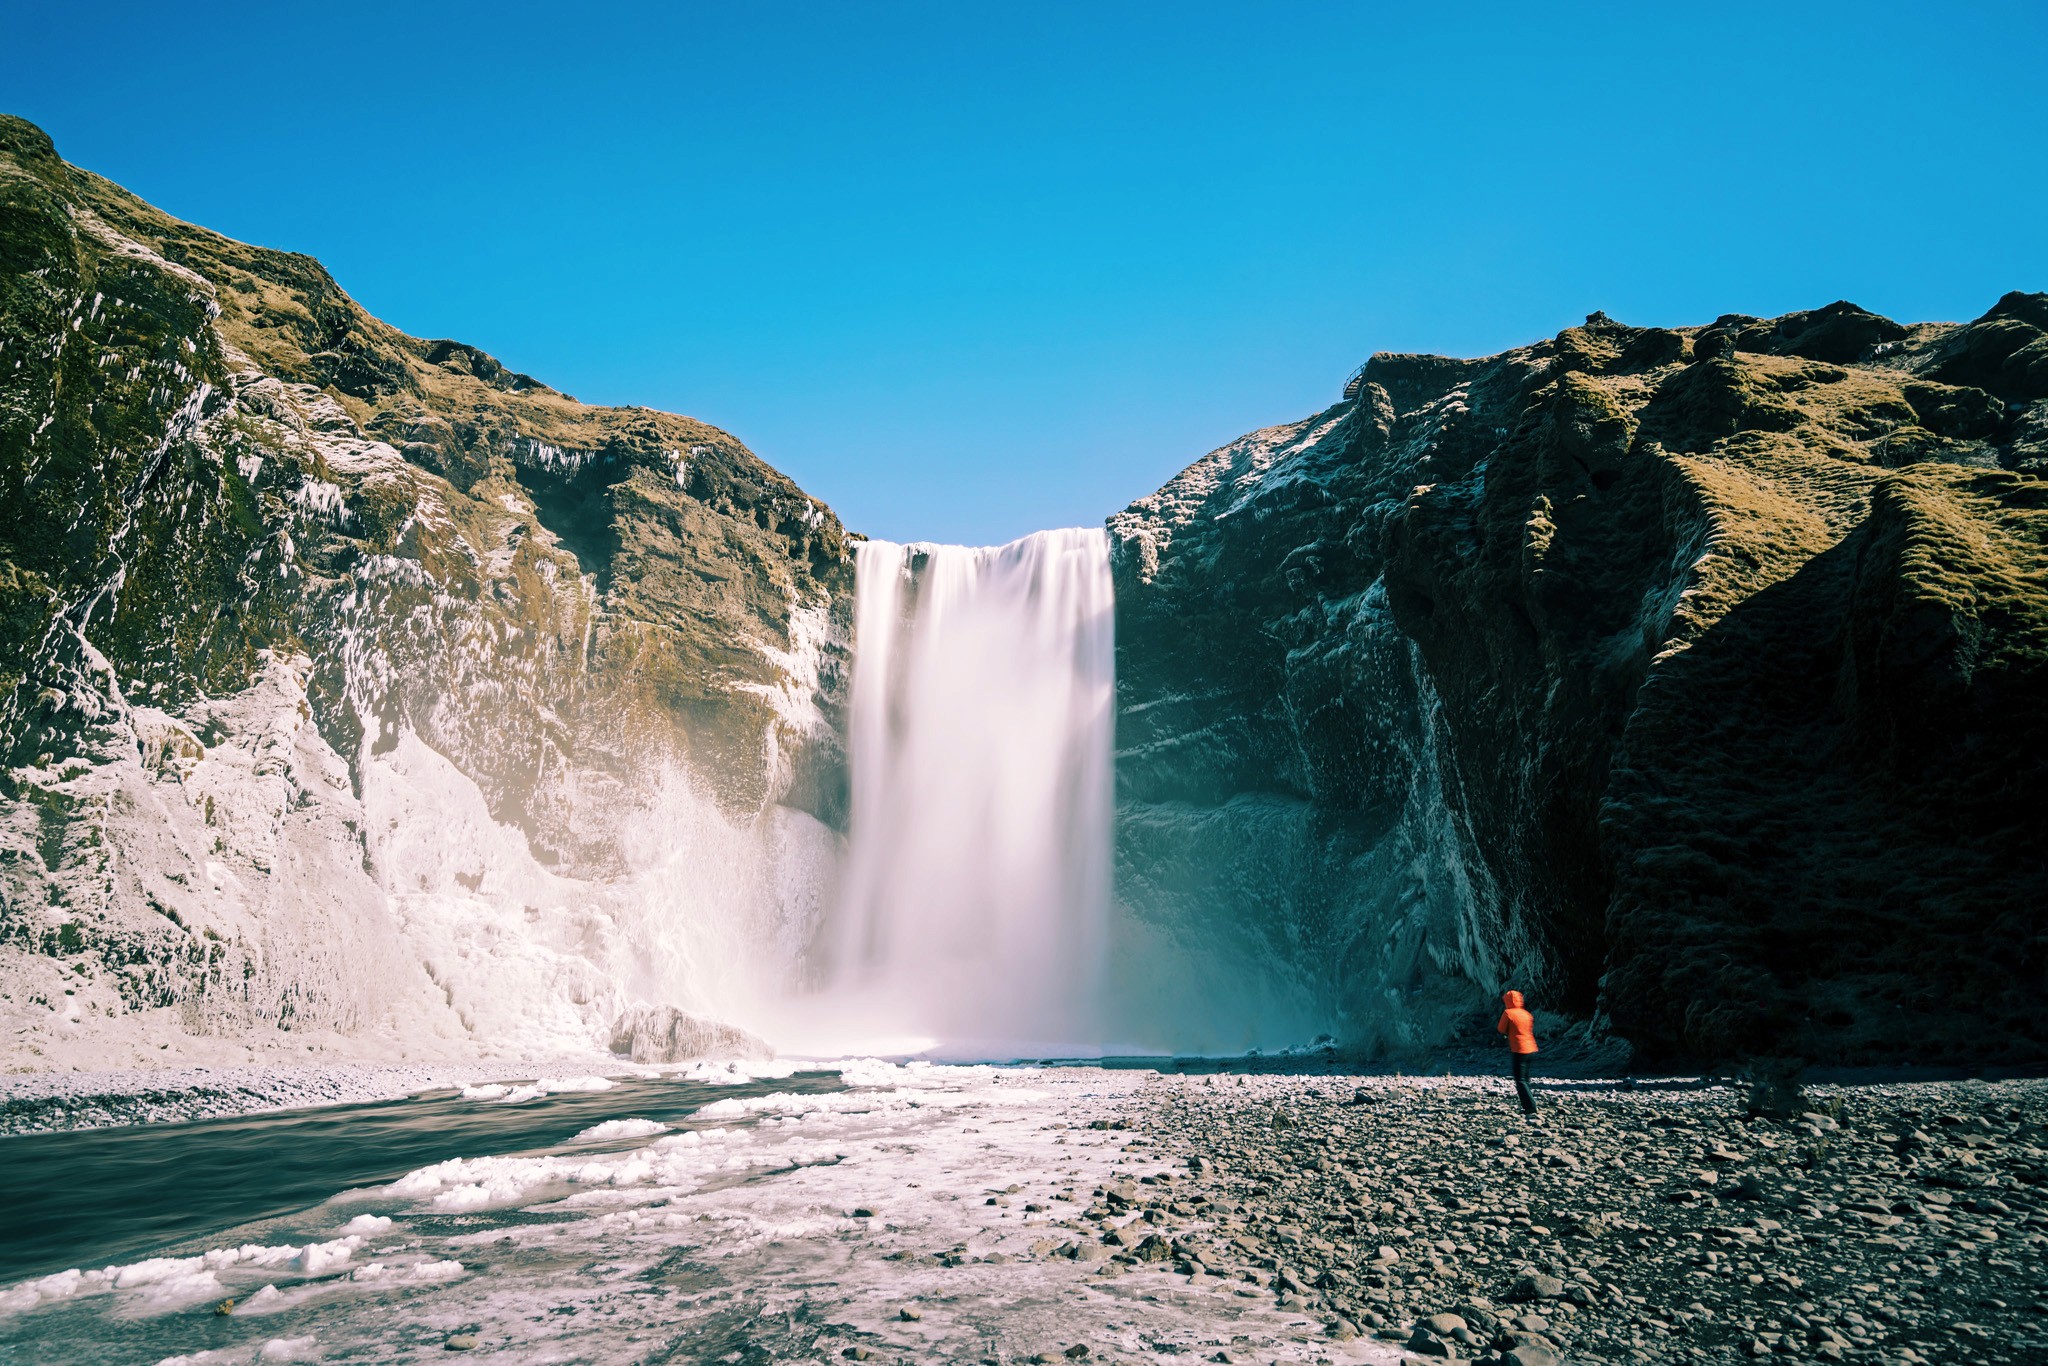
{"left": 6, "top": 1061, "right": 2047, "bottom": 1364}
{"left": 1071, "top": 1068, "right": 2048, "bottom": 1365}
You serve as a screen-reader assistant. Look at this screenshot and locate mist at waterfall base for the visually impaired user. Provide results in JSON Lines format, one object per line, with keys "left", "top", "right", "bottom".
{"left": 284, "top": 528, "right": 1344, "bottom": 1069}
{"left": 762, "top": 527, "right": 1337, "bottom": 1062}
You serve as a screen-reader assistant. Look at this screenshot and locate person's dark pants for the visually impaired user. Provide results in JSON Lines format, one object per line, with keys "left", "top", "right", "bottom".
{"left": 1511, "top": 1052, "right": 1537, "bottom": 1115}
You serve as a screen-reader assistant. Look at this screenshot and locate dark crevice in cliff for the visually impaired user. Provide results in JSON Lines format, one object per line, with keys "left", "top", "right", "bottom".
{"left": 520, "top": 457, "right": 628, "bottom": 594}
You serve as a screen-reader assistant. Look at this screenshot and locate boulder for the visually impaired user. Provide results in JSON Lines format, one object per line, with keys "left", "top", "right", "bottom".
{"left": 608, "top": 1006, "right": 773, "bottom": 1063}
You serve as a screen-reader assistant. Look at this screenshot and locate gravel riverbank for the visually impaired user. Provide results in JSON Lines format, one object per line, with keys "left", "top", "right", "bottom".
{"left": 1088, "top": 1069, "right": 2048, "bottom": 1364}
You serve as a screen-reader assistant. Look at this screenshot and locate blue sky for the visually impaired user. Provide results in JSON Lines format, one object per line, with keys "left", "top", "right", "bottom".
{"left": 6, "top": 2, "right": 2044, "bottom": 543}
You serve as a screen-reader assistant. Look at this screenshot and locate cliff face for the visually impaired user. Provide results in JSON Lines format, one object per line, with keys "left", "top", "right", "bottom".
{"left": 7, "top": 110, "right": 2044, "bottom": 1070}
{"left": 1113, "top": 299, "right": 2048, "bottom": 1065}
{"left": 0, "top": 116, "right": 851, "bottom": 1065}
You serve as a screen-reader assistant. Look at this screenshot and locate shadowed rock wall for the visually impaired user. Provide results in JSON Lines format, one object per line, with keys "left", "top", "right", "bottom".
{"left": 1114, "top": 300, "right": 2048, "bottom": 1065}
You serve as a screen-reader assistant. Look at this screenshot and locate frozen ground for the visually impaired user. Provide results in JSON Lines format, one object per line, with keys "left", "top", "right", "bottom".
{"left": 0, "top": 1062, "right": 1406, "bottom": 1366}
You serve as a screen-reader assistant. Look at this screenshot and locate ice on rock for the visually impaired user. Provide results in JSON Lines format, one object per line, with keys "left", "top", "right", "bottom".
{"left": 408, "top": 1260, "right": 464, "bottom": 1281}
{"left": 834, "top": 1057, "right": 992, "bottom": 1088}
{"left": 112, "top": 1256, "right": 219, "bottom": 1290}
{"left": 571, "top": 1117, "right": 669, "bottom": 1142}
{"left": 429, "top": 1184, "right": 496, "bottom": 1213}
{"left": 289, "top": 1236, "right": 360, "bottom": 1275}
{"left": 364, "top": 732, "right": 825, "bottom": 1060}
{"left": 0, "top": 1267, "right": 87, "bottom": 1315}
{"left": 0, "top": 1240, "right": 346, "bottom": 1319}
{"left": 667, "top": 1058, "right": 800, "bottom": 1084}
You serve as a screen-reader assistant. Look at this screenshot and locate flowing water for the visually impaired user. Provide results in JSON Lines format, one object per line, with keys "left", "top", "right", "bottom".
{"left": 0, "top": 1064, "right": 1408, "bottom": 1366}
{"left": 785, "top": 528, "right": 1117, "bottom": 1058}
{"left": 0, "top": 1072, "right": 842, "bottom": 1286}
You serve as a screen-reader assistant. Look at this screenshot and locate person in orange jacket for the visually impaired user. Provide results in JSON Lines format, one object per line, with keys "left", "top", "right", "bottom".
{"left": 1497, "top": 989, "right": 1539, "bottom": 1117}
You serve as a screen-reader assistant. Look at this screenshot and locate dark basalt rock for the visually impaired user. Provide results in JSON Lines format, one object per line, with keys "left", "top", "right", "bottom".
{"left": 1114, "top": 292, "right": 2048, "bottom": 1065}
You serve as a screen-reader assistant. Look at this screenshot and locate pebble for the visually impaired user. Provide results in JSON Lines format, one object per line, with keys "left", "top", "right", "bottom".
{"left": 1103, "top": 1071, "right": 2048, "bottom": 1364}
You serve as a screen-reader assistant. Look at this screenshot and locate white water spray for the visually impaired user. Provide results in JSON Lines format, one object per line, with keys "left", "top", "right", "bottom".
{"left": 792, "top": 528, "right": 1116, "bottom": 1058}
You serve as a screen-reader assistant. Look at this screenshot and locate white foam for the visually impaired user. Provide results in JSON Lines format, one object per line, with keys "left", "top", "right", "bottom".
{"left": 494, "top": 1075, "right": 616, "bottom": 1104}
{"left": 338, "top": 1214, "right": 393, "bottom": 1235}
{"left": 259, "top": 1337, "right": 316, "bottom": 1360}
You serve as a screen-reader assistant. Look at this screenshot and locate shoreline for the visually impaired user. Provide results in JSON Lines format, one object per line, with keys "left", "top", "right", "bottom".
{"left": 7, "top": 1043, "right": 2045, "bottom": 1139}
{"left": 0, "top": 1057, "right": 623, "bottom": 1136}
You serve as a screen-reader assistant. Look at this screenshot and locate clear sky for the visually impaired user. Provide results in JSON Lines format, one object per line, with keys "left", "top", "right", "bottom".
{"left": 6, "top": 2, "right": 2044, "bottom": 544}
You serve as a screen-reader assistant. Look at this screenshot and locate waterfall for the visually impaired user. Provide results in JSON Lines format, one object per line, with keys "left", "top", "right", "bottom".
{"left": 791, "top": 528, "right": 1116, "bottom": 1059}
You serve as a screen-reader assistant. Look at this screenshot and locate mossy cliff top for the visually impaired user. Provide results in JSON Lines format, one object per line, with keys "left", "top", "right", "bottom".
{"left": 3, "top": 113, "right": 845, "bottom": 544}
{"left": 0, "top": 112, "right": 852, "bottom": 824}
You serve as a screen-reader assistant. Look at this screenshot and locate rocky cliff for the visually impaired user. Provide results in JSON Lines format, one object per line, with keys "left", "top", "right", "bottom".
{"left": 0, "top": 115, "right": 851, "bottom": 1067}
{"left": 8, "top": 111, "right": 2044, "bottom": 1071}
{"left": 1112, "top": 298, "right": 2048, "bottom": 1065}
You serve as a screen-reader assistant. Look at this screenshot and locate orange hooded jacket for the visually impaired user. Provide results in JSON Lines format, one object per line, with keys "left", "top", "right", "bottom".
{"left": 1496, "top": 990, "right": 1538, "bottom": 1055}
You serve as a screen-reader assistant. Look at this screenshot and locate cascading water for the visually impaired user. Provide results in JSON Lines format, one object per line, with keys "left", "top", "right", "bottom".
{"left": 785, "top": 528, "right": 1116, "bottom": 1058}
